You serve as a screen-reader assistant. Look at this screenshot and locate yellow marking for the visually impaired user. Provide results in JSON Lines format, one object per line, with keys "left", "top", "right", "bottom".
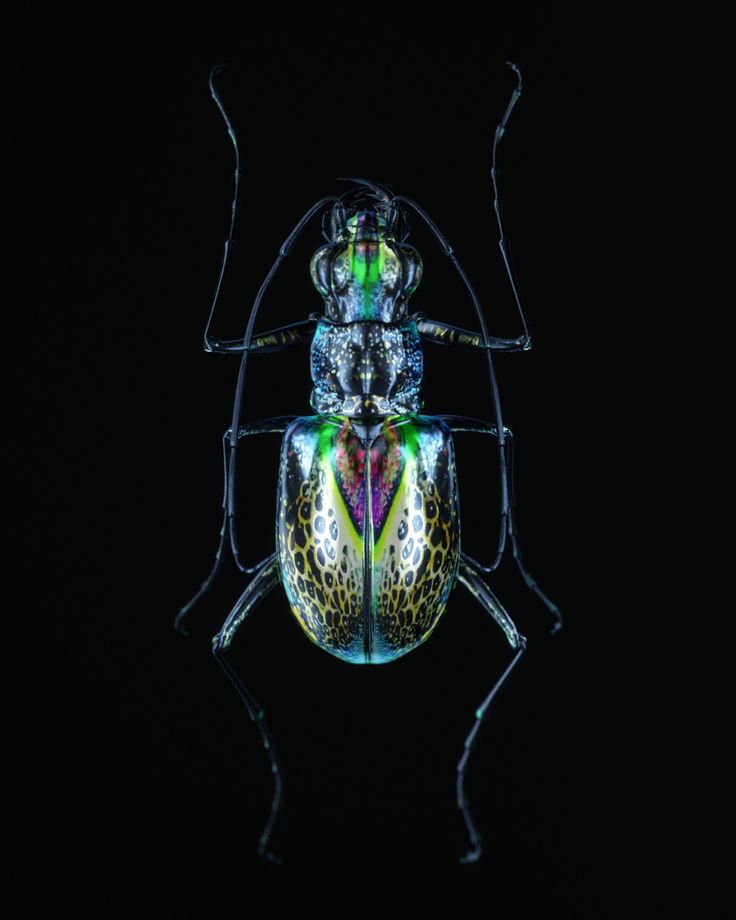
{"left": 373, "top": 461, "right": 413, "bottom": 558}
{"left": 282, "top": 444, "right": 364, "bottom": 651}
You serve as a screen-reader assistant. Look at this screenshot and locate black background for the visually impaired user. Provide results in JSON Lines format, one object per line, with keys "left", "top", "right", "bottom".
{"left": 10, "top": 8, "right": 731, "bottom": 915}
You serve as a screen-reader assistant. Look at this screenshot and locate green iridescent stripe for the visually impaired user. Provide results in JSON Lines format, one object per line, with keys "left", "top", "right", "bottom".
{"left": 346, "top": 212, "right": 385, "bottom": 318}
{"left": 373, "top": 421, "right": 419, "bottom": 558}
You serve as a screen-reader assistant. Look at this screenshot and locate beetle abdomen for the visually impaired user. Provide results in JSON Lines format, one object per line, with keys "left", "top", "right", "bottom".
{"left": 277, "top": 415, "right": 459, "bottom": 664}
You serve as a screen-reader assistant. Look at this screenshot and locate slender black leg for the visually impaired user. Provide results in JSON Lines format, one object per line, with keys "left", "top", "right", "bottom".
{"left": 204, "top": 317, "right": 317, "bottom": 354}
{"left": 416, "top": 315, "right": 530, "bottom": 352}
{"left": 211, "top": 553, "right": 284, "bottom": 863}
{"left": 442, "top": 415, "right": 562, "bottom": 633}
{"left": 455, "top": 552, "right": 527, "bottom": 864}
{"left": 175, "top": 416, "right": 295, "bottom": 635}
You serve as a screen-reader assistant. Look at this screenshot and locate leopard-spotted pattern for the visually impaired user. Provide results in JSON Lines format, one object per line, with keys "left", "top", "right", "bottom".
{"left": 277, "top": 415, "right": 459, "bottom": 664}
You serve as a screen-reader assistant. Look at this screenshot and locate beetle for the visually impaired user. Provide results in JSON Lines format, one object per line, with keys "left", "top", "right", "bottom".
{"left": 177, "top": 62, "right": 561, "bottom": 864}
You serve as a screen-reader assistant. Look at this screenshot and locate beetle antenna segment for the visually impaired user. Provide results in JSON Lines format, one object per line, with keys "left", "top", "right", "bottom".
{"left": 393, "top": 64, "right": 546, "bottom": 589}
{"left": 178, "top": 68, "right": 339, "bottom": 630}
{"left": 202, "top": 64, "right": 242, "bottom": 356}
{"left": 490, "top": 62, "right": 532, "bottom": 349}
{"left": 393, "top": 194, "right": 511, "bottom": 573}
{"left": 199, "top": 67, "right": 339, "bottom": 577}
{"left": 224, "top": 196, "right": 337, "bottom": 573}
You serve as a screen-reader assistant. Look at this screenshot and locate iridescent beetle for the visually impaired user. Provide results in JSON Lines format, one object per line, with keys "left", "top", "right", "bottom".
{"left": 177, "top": 62, "right": 562, "bottom": 864}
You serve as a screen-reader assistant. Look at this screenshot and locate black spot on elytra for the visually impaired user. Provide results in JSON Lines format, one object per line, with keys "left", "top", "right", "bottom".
{"left": 416, "top": 546, "right": 430, "bottom": 582}
{"left": 329, "top": 520, "right": 338, "bottom": 541}
{"left": 398, "top": 519, "right": 408, "bottom": 540}
{"left": 412, "top": 515, "right": 422, "bottom": 533}
{"left": 315, "top": 516, "right": 325, "bottom": 533}
{"left": 306, "top": 548, "right": 323, "bottom": 586}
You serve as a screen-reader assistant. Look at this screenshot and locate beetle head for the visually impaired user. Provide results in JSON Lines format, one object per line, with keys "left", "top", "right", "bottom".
{"left": 328, "top": 179, "right": 408, "bottom": 243}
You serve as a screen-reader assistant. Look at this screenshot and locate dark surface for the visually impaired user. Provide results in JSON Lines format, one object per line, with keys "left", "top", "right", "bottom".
{"left": 10, "top": 9, "right": 730, "bottom": 915}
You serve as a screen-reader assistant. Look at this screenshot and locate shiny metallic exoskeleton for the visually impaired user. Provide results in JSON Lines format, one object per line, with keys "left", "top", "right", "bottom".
{"left": 178, "top": 64, "right": 561, "bottom": 866}
{"left": 277, "top": 414, "right": 459, "bottom": 664}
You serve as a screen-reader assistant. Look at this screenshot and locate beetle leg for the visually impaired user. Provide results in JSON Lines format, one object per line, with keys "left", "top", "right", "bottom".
{"left": 441, "top": 415, "right": 562, "bottom": 633}
{"left": 211, "top": 553, "right": 284, "bottom": 864}
{"left": 458, "top": 552, "right": 525, "bottom": 648}
{"left": 204, "top": 317, "right": 317, "bottom": 354}
{"left": 213, "top": 552, "right": 280, "bottom": 650}
{"left": 455, "top": 552, "right": 527, "bottom": 864}
{"left": 416, "top": 316, "right": 530, "bottom": 352}
{"left": 176, "top": 417, "right": 295, "bottom": 635}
